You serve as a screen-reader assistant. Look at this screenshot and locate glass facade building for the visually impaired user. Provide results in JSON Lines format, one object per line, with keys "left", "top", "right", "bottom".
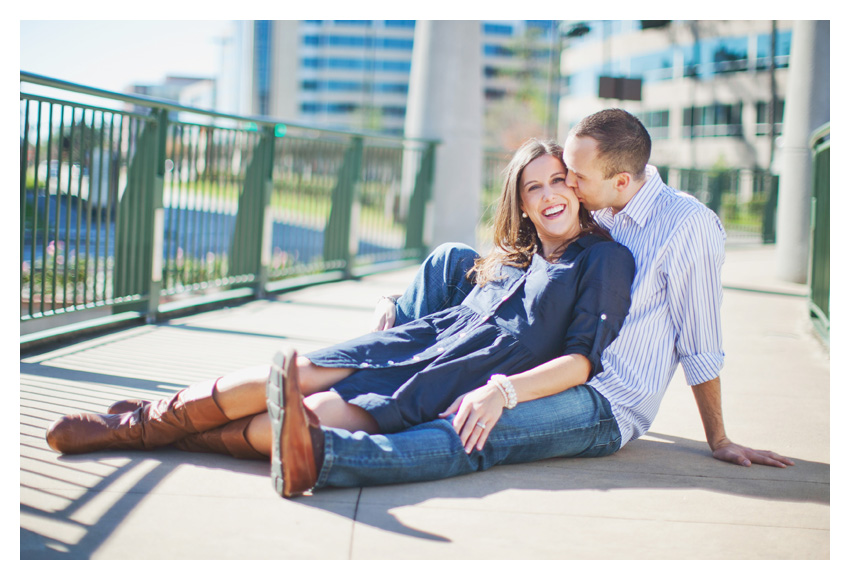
{"left": 558, "top": 20, "right": 792, "bottom": 171}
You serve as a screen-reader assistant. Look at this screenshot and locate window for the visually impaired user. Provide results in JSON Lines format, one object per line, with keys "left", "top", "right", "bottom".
{"left": 379, "top": 60, "right": 411, "bottom": 73}
{"left": 483, "top": 23, "right": 513, "bottom": 36}
{"left": 376, "top": 83, "right": 408, "bottom": 94}
{"left": 329, "top": 35, "right": 369, "bottom": 48}
{"left": 381, "top": 37, "right": 414, "bottom": 50}
{"left": 683, "top": 103, "right": 743, "bottom": 138}
{"left": 484, "top": 44, "right": 514, "bottom": 57}
{"left": 384, "top": 20, "right": 415, "bottom": 28}
{"left": 303, "top": 35, "right": 321, "bottom": 46}
{"left": 381, "top": 105, "right": 406, "bottom": 117}
{"left": 485, "top": 88, "right": 507, "bottom": 100}
{"left": 630, "top": 49, "right": 674, "bottom": 83}
{"left": 636, "top": 109, "right": 670, "bottom": 139}
{"left": 756, "top": 30, "right": 792, "bottom": 70}
{"left": 711, "top": 37, "right": 748, "bottom": 74}
{"left": 686, "top": 36, "right": 748, "bottom": 78}
{"left": 755, "top": 100, "right": 785, "bottom": 135}
{"left": 334, "top": 20, "right": 372, "bottom": 27}
{"left": 326, "top": 80, "right": 363, "bottom": 92}
{"left": 326, "top": 103, "right": 359, "bottom": 114}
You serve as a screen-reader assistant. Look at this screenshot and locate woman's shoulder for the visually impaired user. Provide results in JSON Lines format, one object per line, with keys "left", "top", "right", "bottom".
{"left": 579, "top": 235, "right": 636, "bottom": 271}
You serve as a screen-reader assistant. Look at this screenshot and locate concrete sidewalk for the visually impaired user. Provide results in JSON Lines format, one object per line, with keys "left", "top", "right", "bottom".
{"left": 20, "top": 245, "right": 829, "bottom": 559}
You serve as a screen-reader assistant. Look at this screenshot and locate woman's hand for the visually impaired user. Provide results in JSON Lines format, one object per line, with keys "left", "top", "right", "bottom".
{"left": 439, "top": 382, "right": 505, "bottom": 453}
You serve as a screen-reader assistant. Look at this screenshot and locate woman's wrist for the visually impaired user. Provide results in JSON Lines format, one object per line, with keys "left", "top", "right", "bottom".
{"left": 488, "top": 374, "right": 517, "bottom": 409}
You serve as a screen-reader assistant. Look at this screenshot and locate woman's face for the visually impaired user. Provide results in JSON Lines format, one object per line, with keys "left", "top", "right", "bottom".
{"left": 518, "top": 154, "right": 582, "bottom": 256}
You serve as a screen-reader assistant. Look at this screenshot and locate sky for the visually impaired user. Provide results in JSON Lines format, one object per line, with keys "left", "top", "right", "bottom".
{"left": 20, "top": 20, "right": 232, "bottom": 93}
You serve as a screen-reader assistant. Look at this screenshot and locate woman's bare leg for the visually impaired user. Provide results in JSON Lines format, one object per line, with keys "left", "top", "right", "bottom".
{"left": 210, "top": 358, "right": 356, "bottom": 420}
{"left": 244, "top": 393, "right": 379, "bottom": 456}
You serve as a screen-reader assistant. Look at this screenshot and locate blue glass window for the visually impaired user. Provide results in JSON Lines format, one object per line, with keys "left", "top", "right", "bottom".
{"left": 379, "top": 60, "right": 411, "bottom": 72}
{"left": 483, "top": 23, "right": 513, "bottom": 36}
{"left": 329, "top": 35, "right": 370, "bottom": 48}
{"left": 484, "top": 44, "right": 514, "bottom": 57}
{"left": 376, "top": 83, "right": 408, "bottom": 94}
{"left": 757, "top": 30, "right": 792, "bottom": 69}
{"left": 630, "top": 49, "right": 674, "bottom": 82}
{"left": 381, "top": 106, "right": 406, "bottom": 117}
{"left": 326, "top": 80, "right": 363, "bottom": 91}
{"left": 302, "top": 58, "right": 322, "bottom": 69}
{"left": 334, "top": 20, "right": 372, "bottom": 27}
{"left": 384, "top": 20, "right": 415, "bottom": 28}
{"left": 381, "top": 37, "right": 414, "bottom": 50}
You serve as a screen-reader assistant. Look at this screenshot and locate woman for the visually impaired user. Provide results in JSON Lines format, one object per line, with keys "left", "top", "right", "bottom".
{"left": 46, "top": 139, "right": 636, "bottom": 487}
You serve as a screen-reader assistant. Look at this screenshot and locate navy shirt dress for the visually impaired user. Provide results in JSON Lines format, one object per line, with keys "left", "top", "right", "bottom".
{"left": 306, "top": 234, "right": 636, "bottom": 433}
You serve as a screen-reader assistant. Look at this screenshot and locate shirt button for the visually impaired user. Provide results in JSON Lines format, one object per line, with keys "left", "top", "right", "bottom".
{"left": 413, "top": 356, "right": 421, "bottom": 361}
{"left": 437, "top": 347, "right": 445, "bottom": 352}
{"left": 600, "top": 314, "right": 607, "bottom": 320}
{"left": 360, "top": 362, "right": 370, "bottom": 368}
{"left": 459, "top": 332, "right": 467, "bottom": 338}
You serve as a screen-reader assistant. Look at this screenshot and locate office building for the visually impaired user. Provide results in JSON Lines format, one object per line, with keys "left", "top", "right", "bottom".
{"left": 557, "top": 20, "right": 793, "bottom": 171}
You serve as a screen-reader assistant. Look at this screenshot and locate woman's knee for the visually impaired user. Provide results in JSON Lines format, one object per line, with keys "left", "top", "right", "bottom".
{"left": 305, "top": 392, "right": 379, "bottom": 434}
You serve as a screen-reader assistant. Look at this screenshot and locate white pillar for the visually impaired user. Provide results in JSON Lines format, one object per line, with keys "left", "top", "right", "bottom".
{"left": 405, "top": 20, "right": 482, "bottom": 250}
{"left": 775, "top": 20, "right": 829, "bottom": 283}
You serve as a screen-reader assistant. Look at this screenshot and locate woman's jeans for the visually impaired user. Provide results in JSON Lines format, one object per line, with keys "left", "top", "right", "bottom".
{"left": 315, "top": 243, "right": 622, "bottom": 489}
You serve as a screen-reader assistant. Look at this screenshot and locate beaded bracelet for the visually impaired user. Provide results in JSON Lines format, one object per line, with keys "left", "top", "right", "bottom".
{"left": 490, "top": 374, "right": 517, "bottom": 409}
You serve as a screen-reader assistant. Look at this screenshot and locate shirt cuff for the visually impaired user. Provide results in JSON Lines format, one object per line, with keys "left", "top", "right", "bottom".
{"left": 680, "top": 352, "right": 725, "bottom": 386}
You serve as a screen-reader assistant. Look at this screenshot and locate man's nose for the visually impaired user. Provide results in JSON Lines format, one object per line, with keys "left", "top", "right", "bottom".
{"left": 566, "top": 172, "right": 577, "bottom": 187}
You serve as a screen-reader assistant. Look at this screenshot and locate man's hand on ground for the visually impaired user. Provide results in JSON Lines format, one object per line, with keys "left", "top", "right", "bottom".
{"left": 711, "top": 438, "right": 795, "bottom": 468}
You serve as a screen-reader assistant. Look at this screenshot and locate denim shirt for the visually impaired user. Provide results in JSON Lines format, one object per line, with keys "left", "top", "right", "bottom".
{"left": 307, "top": 233, "right": 635, "bottom": 432}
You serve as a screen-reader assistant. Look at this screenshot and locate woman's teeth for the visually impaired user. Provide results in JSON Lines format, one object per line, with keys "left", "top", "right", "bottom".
{"left": 543, "top": 205, "right": 565, "bottom": 217}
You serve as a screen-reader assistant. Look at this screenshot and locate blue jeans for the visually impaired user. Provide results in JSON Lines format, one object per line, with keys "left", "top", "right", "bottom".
{"left": 315, "top": 243, "right": 622, "bottom": 489}
{"left": 394, "top": 242, "right": 479, "bottom": 325}
{"left": 316, "top": 384, "right": 620, "bottom": 488}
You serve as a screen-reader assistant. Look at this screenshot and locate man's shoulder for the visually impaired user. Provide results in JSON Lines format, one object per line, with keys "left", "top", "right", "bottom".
{"left": 653, "top": 184, "right": 724, "bottom": 233}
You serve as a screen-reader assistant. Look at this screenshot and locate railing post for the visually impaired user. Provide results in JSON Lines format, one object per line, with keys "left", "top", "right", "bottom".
{"left": 404, "top": 142, "right": 435, "bottom": 258}
{"left": 113, "top": 109, "right": 167, "bottom": 322}
{"left": 707, "top": 171, "right": 723, "bottom": 215}
{"left": 762, "top": 174, "right": 779, "bottom": 243}
{"left": 229, "top": 125, "right": 275, "bottom": 298}
{"left": 323, "top": 136, "right": 363, "bottom": 277}
{"left": 145, "top": 109, "right": 168, "bottom": 323}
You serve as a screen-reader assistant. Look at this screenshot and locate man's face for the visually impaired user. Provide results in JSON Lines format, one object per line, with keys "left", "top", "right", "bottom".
{"left": 562, "top": 135, "right": 622, "bottom": 212}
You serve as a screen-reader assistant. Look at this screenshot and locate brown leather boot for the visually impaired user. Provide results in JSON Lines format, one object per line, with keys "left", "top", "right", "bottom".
{"left": 107, "top": 399, "right": 149, "bottom": 414}
{"left": 46, "top": 379, "right": 230, "bottom": 454}
{"left": 172, "top": 415, "right": 266, "bottom": 460}
{"left": 267, "top": 347, "right": 324, "bottom": 498}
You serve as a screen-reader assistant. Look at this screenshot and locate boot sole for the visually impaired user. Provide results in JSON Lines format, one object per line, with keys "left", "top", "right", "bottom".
{"left": 267, "top": 347, "right": 317, "bottom": 498}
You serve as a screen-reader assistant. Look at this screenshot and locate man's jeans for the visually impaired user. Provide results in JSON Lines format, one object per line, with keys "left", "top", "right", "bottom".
{"left": 315, "top": 243, "right": 622, "bottom": 489}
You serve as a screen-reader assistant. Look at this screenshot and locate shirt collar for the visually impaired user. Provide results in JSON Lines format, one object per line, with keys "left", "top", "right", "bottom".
{"left": 594, "top": 165, "right": 665, "bottom": 229}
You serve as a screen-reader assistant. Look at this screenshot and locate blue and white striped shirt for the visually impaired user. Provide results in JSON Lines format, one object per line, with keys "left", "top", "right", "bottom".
{"left": 590, "top": 165, "right": 726, "bottom": 446}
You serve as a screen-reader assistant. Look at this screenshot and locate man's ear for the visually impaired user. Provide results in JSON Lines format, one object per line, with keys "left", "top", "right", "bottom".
{"left": 613, "top": 172, "right": 631, "bottom": 192}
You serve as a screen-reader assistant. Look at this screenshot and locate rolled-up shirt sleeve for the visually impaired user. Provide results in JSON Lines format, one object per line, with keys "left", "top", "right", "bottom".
{"left": 562, "top": 242, "right": 636, "bottom": 378}
{"left": 665, "top": 210, "right": 726, "bottom": 385}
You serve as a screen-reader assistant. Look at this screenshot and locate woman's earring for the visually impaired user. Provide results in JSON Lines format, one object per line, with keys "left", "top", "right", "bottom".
{"left": 521, "top": 212, "right": 528, "bottom": 218}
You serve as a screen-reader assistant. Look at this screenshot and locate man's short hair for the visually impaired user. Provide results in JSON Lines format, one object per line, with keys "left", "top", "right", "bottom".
{"left": 570, "top": 109, "right": 652, "bottom": 180}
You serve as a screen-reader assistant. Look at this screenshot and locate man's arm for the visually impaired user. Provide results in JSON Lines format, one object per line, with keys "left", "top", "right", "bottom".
{"left": 691, "top": 377, "right": 794, "bottom": 468}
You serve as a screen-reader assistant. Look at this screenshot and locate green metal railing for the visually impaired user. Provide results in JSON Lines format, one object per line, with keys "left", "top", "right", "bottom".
{"left": 479, "top": 150, "right": 780, "bottom": 248}
{"left": 808, "top": 123, "right": 829, "bottom": 341}
{"left": 21, "top": 72, "right": 437, "bottom": 345}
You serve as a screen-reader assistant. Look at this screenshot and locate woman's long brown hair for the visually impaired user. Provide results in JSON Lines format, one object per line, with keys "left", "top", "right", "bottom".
{"left": 468, "top": 138, "right": 611, "bottom": 287}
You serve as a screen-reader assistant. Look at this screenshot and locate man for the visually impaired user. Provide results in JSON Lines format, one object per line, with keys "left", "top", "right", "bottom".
{"left": 269, "top": 109, "right": 792, "bottom": 498}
